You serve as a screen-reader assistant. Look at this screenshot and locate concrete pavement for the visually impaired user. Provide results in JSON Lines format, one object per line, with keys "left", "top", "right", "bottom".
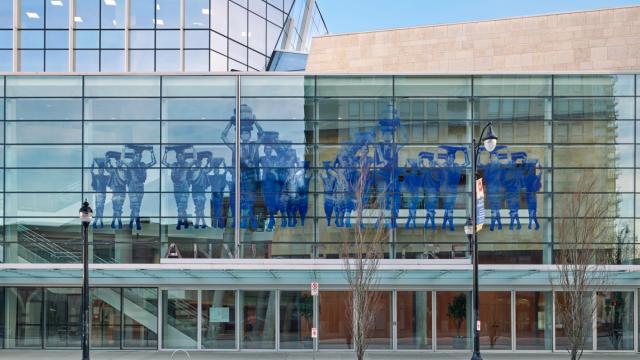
{"left": 0, "top": 351, "right": 637, "bottom": 360}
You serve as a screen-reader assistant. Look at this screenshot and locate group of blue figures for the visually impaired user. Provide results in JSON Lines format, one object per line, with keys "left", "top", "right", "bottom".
{"left": 319, "top": 103, "right": 543, "bottom": 232}
{"left": 89, "top": 103, "right": 542, "bottom": 233}
{"left": 90, "top": 144, "right": 156, "bottom": 230}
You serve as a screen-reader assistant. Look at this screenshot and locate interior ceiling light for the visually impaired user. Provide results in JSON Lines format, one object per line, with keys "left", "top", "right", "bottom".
{"left": 201, "top": 8, "right": 210, "bottom": 15}
{"left": 74, "top": 16, "right": 83, "bottom": 22}
{"left": 104, "top": 0, "right": 117, "bottom": 6}
{"left": 51, "top": 0, "right": 64, "bottom": 6}
{"left": 26, "top": 12, "right": 40, "bottom": 19}
{"left": 154, "top": 19, "right": 164, "bottom": 26}
{"left": 156, "top": 4, "right": 160, "bottom": 10}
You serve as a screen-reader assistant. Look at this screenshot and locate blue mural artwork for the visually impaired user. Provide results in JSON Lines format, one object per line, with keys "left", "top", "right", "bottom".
{"left": 88, "top": 103, "right": 542, "bottom": 233}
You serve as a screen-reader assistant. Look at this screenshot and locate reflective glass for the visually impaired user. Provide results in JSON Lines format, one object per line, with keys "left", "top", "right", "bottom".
{"left": 19, "top": 30, "right": 44, "bottom": 48}
{"left": 553, "top": 97, "right": 634, "bottom": 120}
{"left": 267, "top": 4, "right": 283, "bottom": 26}
{"left": 555, "top": 75, "right": 635, "bottom": 96}
{"left": 19, "top": 50, "right": 44, "bottom": 72}
{"left": 155, "top": 0, "right": 180, "bottom": 28}
{"left": 161, "top": 121, "right": 228, "bottom": 143}
{"left": 100, "top": 50, "right": 125, "bottom": 72}
{"left": 241, "top": 76, "right": 313, "bottom": 97}
{"left": 394, "top": 76, "right": 470, "bottom": 97}
{"left": 201, "top": 290, "right": 236, "bottom": 349}
{"left": 554, "top": 121, "right": 634, "bottom": 144}
{"left": 85, "top": 76, "right": 160, "bottom": 97}
{"left": 45, "top": 50, "right": 68, "bottom": 72}
{"left": 555, "top": 292, "right": 593, "bottom": 350}
{"left": 249, "top": 13, "right": 266, "bottom": 54}
{"left": 0, "top": 50, "right": 11, "bottom": 71}
{"left": 156, "top": 50, "right": 180, "bottom": 71}
{"left": 6, "top": 169, "right": 81, "bottom": 191}
{"left": 75, "top": 50, "right": 99, "bottom": 72}
{"left": 229, "top": 40, "right": 247, "bottom": 64}
{"left": 45, "top": 0, "right": 69, "bottom": 28}
{"left": 75, "top": 30, "right": 100, "bottom": 49}
{"left": 101, "top": 0, "right": 125, "bottom": 29}
{"left": 0, "top": 1, "right": 13, "bottom": 28}
{"left": 554, "top": 145, "right": 633, "bottom": 168}
{"left": 91, "top": 288, "right": 121, "bottom": 348}
{"left": 6, "top": 76, "right": 82, "bottom": 97}
{"left": 185, "top": 50, "right": 209, "bottom": 72}
{"left": 479, "top": 292, "right": 511, "bottom": 350}
{"left": 101, "top": 30, "right": 125, "bottom": 48}
{"left": 5, "top": 193, "right": 81, "bottom": 217}
{"left": 474, "top": 76, "right": 551, "bottom": 96}
{"left": 75, "top": 0, "right": 100, "bottom": 29}
{"left": 6, "top": 287, "right": 43, "bottom": 347}
{"left": 162, "top": 98, "right": 235, "bottom": 119}
{"left": 123, "top": 288, "right": 158, "bottom": 348}
{"left": 130, "top": 50, "right": 155, "bottom": 72}
{"left": 6, "top": 98, "right": 82, "bottom": 120}
{"left": 596, "top": 291, "right": 633, "bottom": 350}
{"left": 279, "top": 291, "right": 313, "bottom": 349}
{"left": 45, "top": 288, "right": 81, "bottom": 348}
{"left": 211, "top": 0, "right": 228, "bottom": 35}
{"left": 85, "top": 98, "right": 160, "bottom": 120}
{"left": 397, "top": 291, "right": 432, "bottom": 349}
{"left": 0, "top": 30, "right": 13, "bottom": 48}
{"left": 317, "top": 76, "right": 393, "bottom": 97}
{"left": 162, "top": 76, "right": 236, "bottom": 96}
{"left": 20, "top": 0, "right": 44, "bottom": 29}
{"left": 84, "top": 121, "right": 160, "bottom": 143}
{"left": 229, "top": 2, "right": 248, "bottom": 45}
{"left": 436, "top": 291, "right": 471, "bottom": 350}
{"left": 6, "top": 121, "right": 82, "bottom": 144}
{"left": 249, "top": 0, "right": 266, "bottom": 17}
{"left": 185, "top": 0, "right": 209, "bottom": 28}
{"left": 516, "top": 292, "right": 553, "bottom": 350}
{"left": 185, "top": 30, "right": 209, "bottom": 48}
{"left": 319, "top": 291, "right": 351, "bottom": 349}
{"left": 156, "top": 30, "right": 180, "bottom": 48}
{"left": 211, "top": 32, "right": 227, "bottom": 55}
{"left": 42, "top": 30, "right": 69, "bottom": 48}
{"left": 240, "top": 291, "right": 276, "bottom": 349}
{"left": 5, "top": 145, "right": 82, "bottom": 167}
{"left": 130, "top": 0, "right": 155, "bottom": 28}
{"left": 162, "top": 290, "right": 198, "bottom": 348}
{"left": 130, "top": 30, "right": 155, "bottom": 49}
{"left": 474, "top": 98, "right": 548, "bottom": 120}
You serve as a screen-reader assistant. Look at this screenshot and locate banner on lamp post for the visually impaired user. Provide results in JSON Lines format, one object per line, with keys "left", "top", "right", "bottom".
{"left": 476, "top": 178, "right": 485, "bottom": 231}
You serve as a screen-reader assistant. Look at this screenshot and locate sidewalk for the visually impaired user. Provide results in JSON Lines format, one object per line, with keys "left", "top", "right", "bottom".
{"left": 0, "top": 350, "right": 637, "bottom": 360}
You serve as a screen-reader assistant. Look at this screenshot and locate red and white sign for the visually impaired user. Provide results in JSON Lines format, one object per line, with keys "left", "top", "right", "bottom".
{"left": 311, "top": 281, "right": 319, "bottom": 296}
{"left": 476, "top": 320, "right": 481, "bottom": 331}
{"left": 311, "top": 327, "right": 318, "bottom": 338}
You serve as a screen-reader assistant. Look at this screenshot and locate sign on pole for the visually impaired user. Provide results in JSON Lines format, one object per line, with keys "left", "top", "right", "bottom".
{"left": 476, "top": 178, "right": 485, "bottom": 231}
{"left": 311, "top": 281, "right": 319, "bottom": 296}
{"left": 311, "top": 327, "right": 318, "bottom": 338}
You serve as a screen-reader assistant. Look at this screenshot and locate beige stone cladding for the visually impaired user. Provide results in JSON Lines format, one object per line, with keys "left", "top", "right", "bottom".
{"left": 306, "top": 6, "right": 640, "bottom": 72}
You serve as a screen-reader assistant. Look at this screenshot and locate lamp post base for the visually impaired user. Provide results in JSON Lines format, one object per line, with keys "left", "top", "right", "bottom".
{"left": 471, "top": 351, "right": 483, "bottom": 360}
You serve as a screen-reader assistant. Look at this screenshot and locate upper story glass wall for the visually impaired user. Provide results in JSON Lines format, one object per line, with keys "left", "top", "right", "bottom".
{"left": 0, "top": 74, "right": 637, "bottom": 265}
{"left": 3, "top": 0, "right": 327, "bottom": 72}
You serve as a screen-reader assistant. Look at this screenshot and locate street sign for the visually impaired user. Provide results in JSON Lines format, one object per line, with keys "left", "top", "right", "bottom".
{"left": 476, "top": 178, "right": 485, "bottom": 231}
{"left": 476, "top": 320, "right": 481, "bottom": 331}
{"left": 311, "top": 281, "right": 319, "bottom": 296}
{"left": 311, "top": 327, "right": 318, "bottom": 338}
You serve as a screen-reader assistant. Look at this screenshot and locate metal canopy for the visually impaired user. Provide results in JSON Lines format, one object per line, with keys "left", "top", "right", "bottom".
{"left": 1, "top": 261, "right": 640, "bottom": 288}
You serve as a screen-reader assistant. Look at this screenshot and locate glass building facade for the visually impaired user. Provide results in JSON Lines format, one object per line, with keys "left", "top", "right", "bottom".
{"left": 0, "top": 0, "right": 327, "bottom": 72}
{"left": 0, "top": 73, "right": 638, "bottom": 353}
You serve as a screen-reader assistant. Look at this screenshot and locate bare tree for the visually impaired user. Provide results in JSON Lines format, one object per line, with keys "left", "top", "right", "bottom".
{"left": 553, "top": 177, "right": 612, "bottom": 360}
{"left": 341, "top": 150, "right": 388, "bottom": 360}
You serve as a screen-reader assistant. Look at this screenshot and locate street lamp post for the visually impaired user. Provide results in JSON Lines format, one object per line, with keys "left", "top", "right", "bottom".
{"left": 465, "top": 123, "right": 498, "bottom": 360}
{"left": 79, "top": 200, "right": 93, "bottom": 360}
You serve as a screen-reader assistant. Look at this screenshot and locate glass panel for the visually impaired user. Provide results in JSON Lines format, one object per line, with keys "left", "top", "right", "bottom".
{"left": 20, "top": 0, "right": 44, "bottom": 29}
{"left": 241, "top": 76, "right": 314, "bottom": 97}
{"left": 6, "top": 76, "right": 82, "bottom": 97}
{"left": 248, "top": 12, "right": 266, "bottom": 54}
{"left": 162, "top": 290, "right": 198, "bottom": 349}
{"left": 101, "top": 0, "right": 125, "bottom": 29}
{"left": 185, "top": 0, "right": 209, "bottom": 28}
{"left": 0, "top": 50, "right": 11, "bottom": 71}
{"left": 596, "top": 291, "right": 634, "bottom": 350}
{"left": 129, "top": 30, "right": 154, "bottom": 49}
{"left": 0, "top": 1, "right": 13, "bottom": 28}
{"left": 479, "top": 291, "right": 511, "bottom": 350}
{"left": 6, "top": 98, "right": 82, "bottom": 120}
{"left": 516, "top": 291, "right": 553, "bottom": 350}
{"left": 44, "top": 50, "right": 69, "bottom": 72}
{"left": 156, "top": 30, "right": 179, "bottom": 48}
{"left": 554, "top": 145, "right": 633, "bottom": 168}
{"left": 397, "top": 291, "right": 432, "bottom": 349}
{"left": 555, "top": 75, "right": 635, "bottom": 96}
{"left": 436, "top": 291, "right": 471, "bottom": 350}
{"left": 130, "top": 0, "right": 155, "bottom": 28}
{"left": 19, "top": 50, "right": 44, "bottom": 72}
{"left": 84, "top": 76, "right": 160, "bottom": 97}
{"left": 19, "top": 30, "right": 44, "bottom": 48}
{"left": 156, "top": 50, "right": 180, "bottom": 72}
{"left": 75, "top": 50, "right": 99, "bottom": 71}
{"left": 6, "top": 287, "right": 43, "bottom": 348}
{"left": 162, "top": 76, "right": 236, "bottom": 97}
{"left": 75, "top": 0, "right": 100, "bottom": 29}
{"left": 84, "top": 99, "right": 160, "bottom": 120}
{"left": 319, "top": 291, "right": 351, "bottom": 349}
{"left": 555, "top": 292, "right": 593, "bottom": 351}
{"left": 91, "top": 288, "right": 121, "bottom": 348}
{"left": 473, "top": 75, "right": 550, "bottom": 96}
{"left": 554, "top": 121, "right": 634, "bottom": 143}
{"left": 368, "top": 291, "right": 392, "bottom": 349}
{"left": 474, "top": 98, "right": 548, "bottom": 120}
{"left": 155, "top": 0, "right": 180, "bottom": 28}
{"left": 45, "top": 0, "right": 69, "bottom": 29}
{"left": 240, "top": 290, "right": 276, "bottom": 349}
{"left": 279, "top": 291, "right": 313, "bottom": 349}
{"left": 6, "top": 145, "right": 82, "bottom": 167}
{"left": 75, "top": 30, "right": 99, "bottom": 49}
{"left": 101, "top": 30, "right": 125, "bottom": 48}
{"left": 201, "top": 290, "right": 236, "bottom": 349}
{"left": 6, "top": 169, "right": 81, "bottom": 191}
{"left": 84, "top": 121, "right": 160, "bottom": 144}
{"left": 162, "top": 98, "right": 235, "bottom": 120}
{"left": 211, "top": 0, "right": 228, "bottom": 35}
{"left": 554, "top": 169, "right": 633, "bottom": 193}
{"left": 44, "top": 288, "right": 81, "bottom": 348}
{"left": 553, "top": 98, "right": 634, "bottom": 120}
{"left": 394, "top": 76, "right": 471, "bottom": 97}
{"left": 123, "top": 288, "right": 158, "bottom": 348}
{"left": 100, "top": 50, "right": 125, "bottom": 72}
{"left": 185, "top": 30, "right": 209, "bottom": 48}
{"left": 130, "top": 50, "right": 155, "bottom": 72}
{"left": 316, "top": 76, "right": 393, "bottom": 97}
{"left": 184, "top": 50, "right": 209, "bottom": 72}
{"left": 229, "top": 2, "right": 247, "bottom": 45}
{"left": 0, "top": 30, "right": 11, "bottom": 48}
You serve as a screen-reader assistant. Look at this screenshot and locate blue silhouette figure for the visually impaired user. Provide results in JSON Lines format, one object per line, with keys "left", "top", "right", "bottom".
{"left": 124, "top": 145, "right": 156, "bottom": 231}
{"left": 208, "top": 158, "right": 229, "bottom": 229}
{"left": 504, "top": 151, "right": 526, "bottom": 230}
{"left": 523, "top": 159, "right": 541, "bottom": 230}
{"left": 274, "top": 142, "right": 293, "bottom": 227}
{"left": 344, "top": 131, "right": 374, "bottom": 228}
{"left": 330, "top": 156, "right": 351, "bottom": 227}
{"left": 105, "top": 151, "right": 127, "bottom": 229}
{"left": 281, "top": 147, "right": 302, "bottom": 227}
{"left": 420, "top": 151, "right": 441, "bottom": 231}
{"left": 402, "top": 159, "right": 423, "bottom": 229}
{"left": 222, "top": 105, "right": 264, "bottom": 230}
{"left": 375, "top": 108, "right": 402, "bottom": 228}
{"left": 259, "top": 132, "right": 281, "bottom": 231}
{"left": 439, "top": 145, "right": 469, "bottom": 231}
{"left": 90, "top": 157, "right": 110, "bottom": 229}
{"left": 481, "top": 146, "right": 507, "bottom": 231}
{"left": 293, "top": 160, "right": 313, "bottom": 227}
{"left": 190, "top": 151, "right": 213, "bottom": 229}
{"left": 163, "top": 145, "right": 194, "bottom": 230}
{"left": 320, "top": 160, "right": 336, "bottom": 226}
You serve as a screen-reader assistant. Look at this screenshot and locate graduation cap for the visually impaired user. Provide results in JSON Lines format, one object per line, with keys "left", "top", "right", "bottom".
{"left": 240, "top": 120, "right": 255, "bottom": 132}
{"left": 511, "top": 151, "right": 528, "bottom": 162}
{"left": 197, "top": 151, "right": 213, "bottom": 161}
{"left": 497, "top": 153, "right": 508, "bottom": 160}
{"left": 125, "top": 144, "right": 153, "bottom": 153}
{"left": 437, "top": 153, "right": 448, "bottom": 160}
{"left": 419, "top": 151, "right": 434, "bottom": 161}
{"left": 93, "top": 157, "right": 106, "bottom": 167}
{"left": 439, "top": 145, "right": 466, "bottom": 154}
{"left": 105, "top": 151, "right": 121, "bottom": 160}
